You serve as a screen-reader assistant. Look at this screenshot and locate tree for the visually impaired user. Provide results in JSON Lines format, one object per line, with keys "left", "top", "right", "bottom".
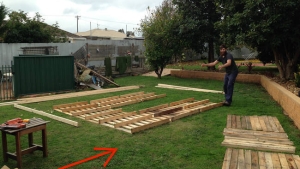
{"left": 173, "top": 0, "right": 222, "bottom": 70}
{"left": 3, "top": 11, "right": 67, "bottom": 43}
{"left": 118, "top": 29, "right": 125, "bottom": 33}
{"left": 140, "top": 0, "right": 184, "bottom": 78}
{"left": 0, "top": 3, "right": 8, "bottom": 41}
{"left": 215, "top": 0, "right": 300, "bottom": 79}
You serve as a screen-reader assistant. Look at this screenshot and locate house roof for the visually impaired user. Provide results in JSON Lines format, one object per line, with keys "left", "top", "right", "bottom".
{"left": 75, "top": 28, "right": 126, "bottom": 39}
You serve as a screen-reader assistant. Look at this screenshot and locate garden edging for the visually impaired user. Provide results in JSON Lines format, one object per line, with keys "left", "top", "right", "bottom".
{"left": 170, "top": 70, "right": 300, "bottom": 129}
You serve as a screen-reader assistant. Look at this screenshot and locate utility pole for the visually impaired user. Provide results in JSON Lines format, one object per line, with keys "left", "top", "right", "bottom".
{"left": 97, "top": 23, "right": 100, "bottom": 29}
{"left": 75, "top": 15, "right": 81, "bottom": 32}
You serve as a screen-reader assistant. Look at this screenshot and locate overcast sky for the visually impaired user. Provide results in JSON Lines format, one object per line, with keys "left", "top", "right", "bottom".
{"left": 1, "top": 0, "right": 163, "bottom": 36}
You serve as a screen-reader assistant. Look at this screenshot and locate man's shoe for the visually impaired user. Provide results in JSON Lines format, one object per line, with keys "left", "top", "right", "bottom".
{"left": 223, "top": 101, "right": 231, "bottom": 106}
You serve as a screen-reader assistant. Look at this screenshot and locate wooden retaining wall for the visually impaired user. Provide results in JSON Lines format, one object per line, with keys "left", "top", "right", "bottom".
{"left": 171, "top": 70, "right": 300, "bottom": 129}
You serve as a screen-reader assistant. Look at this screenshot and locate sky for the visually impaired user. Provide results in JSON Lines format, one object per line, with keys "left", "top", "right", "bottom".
{"left": 1, "top": 0, "right": 164, "bottom": 36}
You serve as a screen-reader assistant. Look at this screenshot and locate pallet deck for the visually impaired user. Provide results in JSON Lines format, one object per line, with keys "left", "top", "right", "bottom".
{"left": 222, "top": 115, "right": 296, "bottom": 154}
{"left": 222, "top": 148, "right": 300, "bottom": 169}
{"left": 226, "top": 114, "right": 285, "bottom": 132}
{"left": 53, "top": 93, "right": 222, "bottom": 133}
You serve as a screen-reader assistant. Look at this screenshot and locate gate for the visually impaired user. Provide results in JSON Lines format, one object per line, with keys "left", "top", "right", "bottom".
{"left": 0, "top": 65, "right": 14, "bottom": 100}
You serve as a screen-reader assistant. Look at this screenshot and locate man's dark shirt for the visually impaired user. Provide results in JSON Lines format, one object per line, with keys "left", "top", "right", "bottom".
{"left": 217, "top": 52, "right": 238, "bottom": 74}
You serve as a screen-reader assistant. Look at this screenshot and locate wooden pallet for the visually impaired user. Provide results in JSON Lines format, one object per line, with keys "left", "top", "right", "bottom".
{"left": 227, "top": 114, "right": 285, "bottom": 132}
{"left": 222, "top": 148, "right": 300, "bottom": 169}
{"left": 140, "top": 99, "right": 223, "bottom": 122}
{"left": 90, "top": 92, "right": 166, "bottom": 108}
{"left": 223, "top": 115, "right": 296, "bottom": 153}
{"left": 101, "top": 114, "right": 170, "bottom": 134}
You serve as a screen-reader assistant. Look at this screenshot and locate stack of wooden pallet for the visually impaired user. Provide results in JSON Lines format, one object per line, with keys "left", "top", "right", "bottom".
{"left": 222, "top": 115, "right": 300, "bottom": 168}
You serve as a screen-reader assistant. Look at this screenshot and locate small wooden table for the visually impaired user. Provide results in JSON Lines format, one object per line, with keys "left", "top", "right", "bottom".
{"left": 1, "top": 118, "right": 49, "bottom": 168}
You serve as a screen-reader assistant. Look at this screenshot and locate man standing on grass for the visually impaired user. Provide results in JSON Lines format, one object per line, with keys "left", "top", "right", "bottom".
{"left": 201, "top": 44, "right": 238, "bottom": 106}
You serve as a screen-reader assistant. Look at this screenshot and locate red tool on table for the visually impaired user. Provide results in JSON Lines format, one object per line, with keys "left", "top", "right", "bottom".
{"left": 0, "top": 118, "right": 30, "bottom": 129}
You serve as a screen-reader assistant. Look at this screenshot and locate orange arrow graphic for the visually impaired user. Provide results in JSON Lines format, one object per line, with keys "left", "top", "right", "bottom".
{"left": 59, "top": 147, "right": 118, "bottom": 169}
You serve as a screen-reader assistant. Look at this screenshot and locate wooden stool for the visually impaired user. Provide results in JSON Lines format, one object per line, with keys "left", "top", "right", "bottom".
{"left": 1, "top": 118, "right": 49, "bottom": 168}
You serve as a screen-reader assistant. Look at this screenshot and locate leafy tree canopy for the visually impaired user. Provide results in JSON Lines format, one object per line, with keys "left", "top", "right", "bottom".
{"left": 140, "top": 0, "right": 185, "bottom": 78}
{"left": 215, "top": 0, "right": 300, "bottom": 79}
{"left": 3, "top": 10, "right": 67, "bottom": 43}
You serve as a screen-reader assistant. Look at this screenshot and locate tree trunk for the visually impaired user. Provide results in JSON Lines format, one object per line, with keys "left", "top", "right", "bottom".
{"left": 208, "top": 39, "right": 215, "bottom": 70}
{"left": 273, "top": 49, "right": 300, "bottom": 80}
{"left": 155, "top": 67, "right": 163, "bottom": 79}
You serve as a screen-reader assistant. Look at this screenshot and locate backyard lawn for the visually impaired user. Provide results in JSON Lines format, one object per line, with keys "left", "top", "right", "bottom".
{"left": 0, "top": 75, "right": 300, "bottom": 169}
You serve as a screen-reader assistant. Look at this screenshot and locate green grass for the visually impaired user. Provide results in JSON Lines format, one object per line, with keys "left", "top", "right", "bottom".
{"left": 0, "top": 75, "right": 300, "bottom": 169}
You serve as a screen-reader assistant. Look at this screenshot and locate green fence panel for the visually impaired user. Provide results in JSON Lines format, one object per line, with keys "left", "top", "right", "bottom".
{"left": 13, "top": 55, "right": 74, "bottom": 97}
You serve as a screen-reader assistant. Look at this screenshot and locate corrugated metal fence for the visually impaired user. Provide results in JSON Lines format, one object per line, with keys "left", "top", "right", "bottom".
{"left": 13, "top": 55, "right": 75, "bottom": 97}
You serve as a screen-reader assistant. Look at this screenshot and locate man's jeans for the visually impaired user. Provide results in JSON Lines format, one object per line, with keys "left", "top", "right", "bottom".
{"left": 223, "top": 72, "right": 238, "bottom": 104}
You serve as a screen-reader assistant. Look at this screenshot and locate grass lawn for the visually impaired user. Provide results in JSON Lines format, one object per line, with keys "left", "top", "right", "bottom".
{"left": 1, "top": 75, "right": 300, "bottom": 169}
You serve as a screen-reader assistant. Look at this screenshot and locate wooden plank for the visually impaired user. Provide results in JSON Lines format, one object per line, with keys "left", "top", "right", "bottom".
{"left": 53, "top": 101, "right": 88, "bottom": 109}
{"left": 285, "top": 154, "right": 298, "bottom": 169}
{"left": 229, "top": 148, "right": 238, "bottom": 169}
{"left": 244, "top": 150, "right": 251, "bottom": 169}
{"left": 62, "top": 104, "right": 98, "bottom": 112}
{"left": 199, "top": 102, "right": 223, "bottom": 112}
{"left": 223, "top": 128, "right": 289, "bottom": 139}
{"left": 224, "top": 136, "right": 293, "bottom": 146}
{"left": 152, "top": 107, "right": 183, "bottom": 117}
{"left": 183, "top": 99, "right": 209, "bottom": 109}
{"left": 264, "top": 152, "right": 273, "bottom": 169}
{"left": 258, "top": 116, "right": 268, "bottom": 132}
{"left": 271, "top": 153, "right": 281, "bottom": 169}
{"left": 292, "top": 155, "right": 300, "bottom": 168}
{"left": 169, "top": 98, "right": 194, "bottom": 107}
{"left": 237, "top": 149, "right": 245, "bottom": 169}
{"left": 268, "top": 116, "right": 279, "bottom": 132}
{"left": 245, "top": 116, "right": 252, "bottom": 130}
{"left": 227, "top": 115, "right": 232, "bottom": 128}
{"left": 231, "top": 115, "right": 237, "bottom": 129}
{"left": 222, "top": 148, "right": 232, "bottom": 169}
{"left": 258, "top": 152, "right": 266, "bottom": 168}
{"left": 272, "top": 117, "right": 285, "bottom": 132}
{"left": 14, "top": 104, "right": 78, "bottom": 127}
{"left": 221, "top": 139, "right": 295, "bottom": 153}
{"left": 236, "top": 116, "right": 241, "bottom": 129}
{"left": 111, "top": 100, "right": 138, "bottom": 108}
{"left": 251, "top": 151, "right": 259, "bottom": 169}
{"left": 18, "top": 86, "right": 140, "bottom": 104}
{"left": 100, "top": 97, "right": 129, "bottom": 106}
{"left": 130, "top": 117, "right": 170, "bottom": 134}
{"left": 253, "top": 115, "right": 262, "bottom": 131}
{"left": 114, "top": 114, "right": 153, "bottom": 128}
{"left": 166, "top": 109, "right": 198, "bottom": 121}
{"left": 156, "top": 83, "right": 223, "bottom": 93}
{"left": 90, "top": 96, "right": 120, "bottom": 104}
{"left": 71, "top": 106, "right": 111, "bottom": 116}
{"left": 249, "top": 116, "right": 257, "bottom": 130}
{"left": 278, "top": 153, "right": 289, "bottom": 168}
{"left": 241, "top": 116, "right": 247, "bottom": 129}
{"left": 263, "top": 116, "right": 273, "bottom": 132}
{"left": 99, "top": 111, "right": 137, "bottom": 124}
{"left": 119, "top": 91, "right": 145, "bottom": 98}
{"left": 138, "top": 104, "right": 169, "bottom": 114}
{"left": 85, "top": 108, "right": 123, "bottom": 120}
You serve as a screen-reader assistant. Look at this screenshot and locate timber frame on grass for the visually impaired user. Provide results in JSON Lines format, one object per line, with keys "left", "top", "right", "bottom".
{"left": 53, "top": 93, "right": 223, "bottom": 134}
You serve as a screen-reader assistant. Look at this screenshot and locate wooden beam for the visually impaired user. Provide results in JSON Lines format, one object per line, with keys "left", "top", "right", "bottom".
{"left": 53, "top": 101, "right": 88, "bottom": 109}
{"left": 14, "top": 104, "right": 78, "bottom": 127}
{"left": 76, "top": 62, "right": 120, "bottom": 87}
